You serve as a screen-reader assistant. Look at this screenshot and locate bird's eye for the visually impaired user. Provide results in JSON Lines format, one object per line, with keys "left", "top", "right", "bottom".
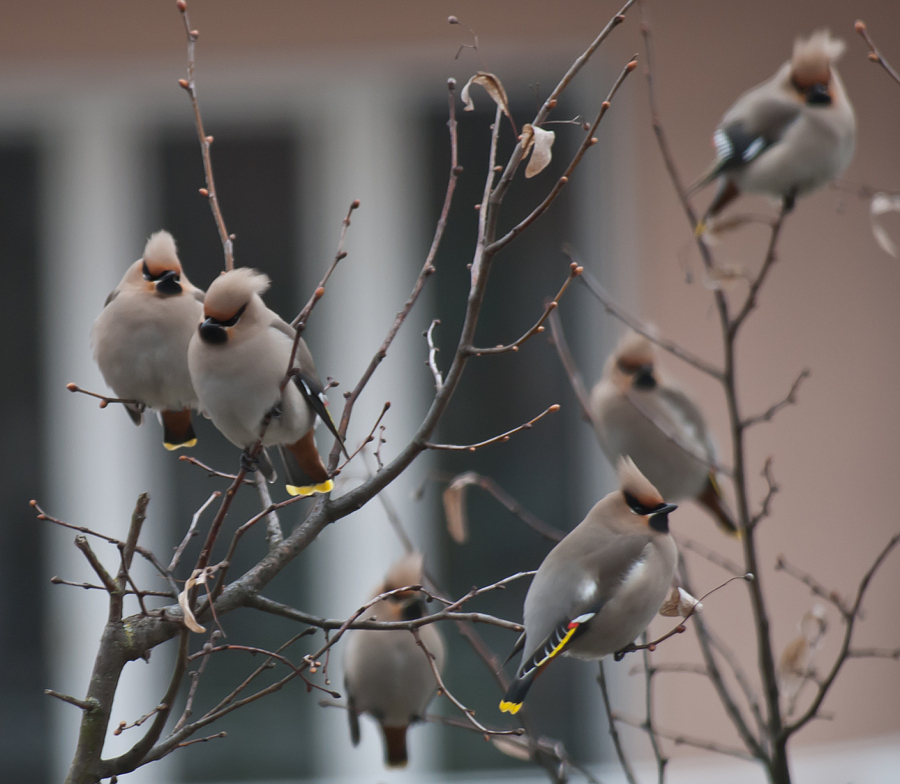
{"left": 142, "top": 261, "right": 181, "bottom": 283}
{"left": 624, "top": 491, "right": 649, "bottom": 515}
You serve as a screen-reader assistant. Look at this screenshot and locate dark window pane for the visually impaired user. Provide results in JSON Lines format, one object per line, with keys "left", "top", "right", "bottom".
{"left": 156, "top": 127, "right": 319, "bottom": 782}
{"left": 0, "top": 140, "right": 47, "bottom": 784}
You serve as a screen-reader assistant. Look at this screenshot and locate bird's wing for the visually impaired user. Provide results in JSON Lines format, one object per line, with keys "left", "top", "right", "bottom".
{"left": 515, "top": 604, "right": 603, "bottom": 681}
{"left": 522, "top": 530, "right": 650, "bottom": 664}
{"left": 655, "top": 385, "right": 717, "bottom": 461}
{"left": 623, "top": 386, "right": 716, "bottom": 468}
{"left": 704, "top": 98, "right": 803, "bottom": 183}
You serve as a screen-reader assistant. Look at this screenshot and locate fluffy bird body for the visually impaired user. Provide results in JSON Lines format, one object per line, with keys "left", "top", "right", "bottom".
{"left": 343, "top": 553, "right": 445, "bottom": 768}
{"left": 187, "top": 268, "right": 340, "bottom": 495}
{"left": 590, "top": 332, "right": 736, "bottom": 535}
{"left": 500, "top": 458, "right": 677, "bottom": 714}
{"left": 693, "top": 31, "right": 855, "bottom": 221}
{"left": 91, "top": 231, "right": 204, "bottom": 449}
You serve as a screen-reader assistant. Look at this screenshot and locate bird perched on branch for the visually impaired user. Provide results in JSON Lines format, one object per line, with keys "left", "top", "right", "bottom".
{"left": 690, "top": 30, "right": 855, "bottom": 230}
{"left": 92, "top": 230, "right": 204, "bottom": 450}
{"left": 187, "top": 267, "right": 343, "bottom": 496}
{"left": 590, "top": 331, "right": 737, "bottom": 536}
{"left": 343, "top": 552, "right": 445, "bottom": 768}
{"left": 500, "top": 458, "right": 677, "bottom": 714}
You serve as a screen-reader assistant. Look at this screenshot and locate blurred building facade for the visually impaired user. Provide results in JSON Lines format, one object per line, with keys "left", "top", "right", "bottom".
{"left": 0, "top": 2, "right": 898, "bottom": 783}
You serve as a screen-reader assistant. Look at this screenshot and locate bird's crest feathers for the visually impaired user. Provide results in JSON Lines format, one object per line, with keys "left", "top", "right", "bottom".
{"left": 614, "top": 331, "right": 655, "bottom": 370}
{"left": 617, "top": 456, "right": 665, "bottom": 509}
{"left": 381, "top": 551, "right": 425, "bottom": 593}
{"left": 142, "top": 230, "right": 181, "bottom": 275}
{"left": 204, "top": 267, "right": 271, "bottom": 320}
{"left": 792, "top": 31, "right": 845, "bottom": 86}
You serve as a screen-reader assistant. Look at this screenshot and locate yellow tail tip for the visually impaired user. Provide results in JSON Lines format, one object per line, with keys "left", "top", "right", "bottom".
{"left": 286, "top": 479, "right": 334, "bottom": 497}
{"left": 163, "top": 438, "right": 198, "bottom": 451}
{"left": 499, "top": 700, "right": 522, "bottom": 715}
{"left": 694, "top": 219, "right": 707, "bottom": 238}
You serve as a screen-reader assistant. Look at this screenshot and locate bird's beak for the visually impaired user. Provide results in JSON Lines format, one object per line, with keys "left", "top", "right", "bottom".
{"left": 198, "top": 317, "right": 227, "bottom": 345}
{"left": 806, "top": 83, "right": 831, "bottom": 105}
{"left": 655, "top": 503, "right": 677, "bottom": 515}
{"left": 155, "top": 270, "right": 183, "bottom": 296}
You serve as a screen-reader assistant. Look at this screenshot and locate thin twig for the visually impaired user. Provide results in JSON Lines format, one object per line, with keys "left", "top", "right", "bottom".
{"left": 677, "top": 535, "right": 744, "bottom": 578}
{"left": 597, "top": 661, "right": 639, "bottom": 784}
{"left": 326, "top": 78, "right": 460, "bottom": 471}
{"left": 45, "top": 690, "right": 97, "bottom": 712}
{"left": 641, "top": 638, "right": 668, "bottom": 784}
{"left": 486, "top": 57, "right": 638, "bottom": 255}
{"left": 65, "top": 382, "right": 142, "bottom": 411}
{"left": 32, "top": 501, "right": 120, "bottom": 545}
{"left": 749, "top": 458, "right": 780, "bottom": 529}
{"left": 613, "top": 713, "right": 756, "bottom": 761}
{"left": 614, "top": 573, "right": 751, "bottom": 659}
{"left": 177, "top": 0, "right": 233, "bottom": 270}
{"left": 291, "top": 200, "right": 359, "bottom": 330}
{"left": 74, "top": 536, "right": 119, "bottom": 597}
{"left": 578, "top": 265, "right": 723, "bottom": 380}
{"left": 855, "top": 20, "right": 900, "bottom": 89}
{"left": 449, "top": 472, "right": 565, "bottom": 542}
{"left": 774, "top": 554, "right": 853, "bottom": 617}
{"left": 546, "top": 307, "right": 594, "bottom": 423}
{"left": 742, "top": 370, "right": 810, "bottom": 428}
{"left": 425, "top": 404, "right": 559, "bottom": 451}
{"left": 468, "top": 263, "right": 582, "bottom": 355}
{"left": 678, "top": 556, "right": 765, "bottom": 759}
{"left": 245, "top": 591, "right": 523, "bottom": 633}
{"left": 847, "top": 647, "right": 900, "bottom": 660}
{"left": 785, "top": 533, "right": 900, "bottom": 738}
{"left": 338, "top": 402, "right": 391, "bottom": 470}
{"left": 177, "top": 454, "right": 251, "bottom": 483}
{"left": 253, "top": 472, "right": 283, "bottom": 549}
{"left": 413, "top": 629, "right": 524, "bottom": 737}
{"left": 169, "top": 491, "right": 220, "bottom": 574}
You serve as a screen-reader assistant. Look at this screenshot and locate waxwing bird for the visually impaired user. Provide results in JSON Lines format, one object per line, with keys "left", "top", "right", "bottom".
{"left": 187, "top": 267, "right": 344, "bottom": 496}
{"left": 91, "top": 230, "right": 204, "bottom": 450}
{"left": 500, "top": 458, "right": 677, "bottom": 714}
{"left": 343, "top": 552, "right": 445, "bottom": 768}
{"left": 590, "top": 331, "right": 737, "bottom": 536}
{"left": 691, "top": 30, "right": 855, "bottom": 228}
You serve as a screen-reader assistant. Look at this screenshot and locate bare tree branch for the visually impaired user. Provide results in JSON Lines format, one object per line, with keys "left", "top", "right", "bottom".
{"left": 855, "top": 20, "right": 900, "bottom": 89}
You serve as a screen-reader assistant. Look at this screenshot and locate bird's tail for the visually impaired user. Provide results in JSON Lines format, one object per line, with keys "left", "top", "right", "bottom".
{"left": 697, "top": 472, "right": 739, "bottom": 536}
{"left": 346, "top": 693, "right": 361, "bottom": 747}
{"left": 278, "top": 430, "right": 333, "bottom": 496}
{"left": 160, "top": 408, "right": 197, "bottom": 450}
{"left": 381, "top": 724, "right": 409, "bottom": 768}
{"left": 499, "top": 668, "right": 539, "bottom": 715}
{"left": 124, "top": 402, "right": 144, "bottom": 426}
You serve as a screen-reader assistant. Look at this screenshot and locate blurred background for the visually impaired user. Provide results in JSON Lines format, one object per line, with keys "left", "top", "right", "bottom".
{"left": 1, "top": 1, "right": 898, "bottom": 782}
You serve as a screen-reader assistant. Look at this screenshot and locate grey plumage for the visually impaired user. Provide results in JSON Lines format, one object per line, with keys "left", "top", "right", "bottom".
{"left": 187, "top": 267, "right": 343, "bottom": 495}
{"left": 590, "top": 332, "right": 737, "bottom": 535}
{"left": 691, "top": 30, "right": 855, "bottom": 222}
{"left": 500, "top": 458, "right": 677, "bottom": 714}
{"left": 91, "top": 230, "right": 204, "bottom": 449}
{"left": 343, "top": 553, "right": 445, "bottom": 767}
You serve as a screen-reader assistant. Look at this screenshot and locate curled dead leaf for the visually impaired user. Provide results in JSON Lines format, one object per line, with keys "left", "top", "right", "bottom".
{"left": 177, "top": 567, "right": 217, "bottom": 633}
{"left": 778, "top": 635, "right": 809, "bottom": 678}
{"left": 443, "top": 472, "right": 479, "bottom": 544}
{"left": 659, "top": 586, "right": 703, "bottom": 618}
{"left": 490, "top": 734, "right": 531, "bottom": 761}
{"left": 460, "top": 72, "right": 512, "bottom": 123}
{"left": 520, "top": 123, "right": 555, "bottom": 178}
{"left": 870, "top": 192, "right": 900, "bottom": 257}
